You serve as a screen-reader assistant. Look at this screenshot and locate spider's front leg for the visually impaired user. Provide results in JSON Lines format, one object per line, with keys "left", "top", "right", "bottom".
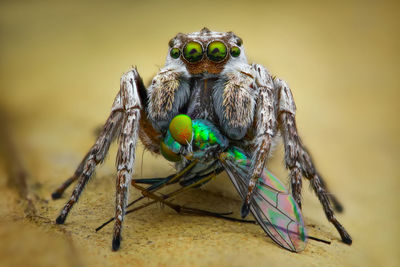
{"left": 240, "top": 64, "right": 277, "bottom": 217}
{"left": 274, "top": 77, "right": 352, "bottom": 244}
{"left": 112, "top": 70, "right": 143, "bottom": 251}
{"left": 55, "top": 93, "right": 125, "bottom": 224}
{"left": 55, "top": 68, "right": 145, "bottom": 251}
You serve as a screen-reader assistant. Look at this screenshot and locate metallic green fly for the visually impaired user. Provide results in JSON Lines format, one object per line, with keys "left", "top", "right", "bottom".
{"left": 95, "top": 114, "right": 329, "bottom": 252}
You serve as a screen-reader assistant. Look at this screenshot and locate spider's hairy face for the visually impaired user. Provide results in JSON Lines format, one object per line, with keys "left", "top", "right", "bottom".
{"left": 166, "top": 27, "right": 247, "bottom": 75}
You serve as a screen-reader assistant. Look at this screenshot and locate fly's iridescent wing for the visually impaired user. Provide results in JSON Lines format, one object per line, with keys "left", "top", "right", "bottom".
{"left": 220, "top": 147, "right": 307, "bottom": 252}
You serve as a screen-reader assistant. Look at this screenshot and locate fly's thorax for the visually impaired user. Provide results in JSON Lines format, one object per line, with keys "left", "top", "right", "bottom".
{"left": 165, "top": 28, "right": 248, "bottom": 75}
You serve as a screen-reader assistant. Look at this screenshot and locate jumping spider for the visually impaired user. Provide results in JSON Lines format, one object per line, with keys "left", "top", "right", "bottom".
{"left": 52, "top": 28, "right": 352, "bottom": 251}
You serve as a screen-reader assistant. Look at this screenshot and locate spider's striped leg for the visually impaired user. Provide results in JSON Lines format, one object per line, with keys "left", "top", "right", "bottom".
{"left": 318, "top": 173, "right": 343, "bottom": 212}
{"left": 52, "top": 95, "right": 125, "bottom": 200}
{"left": 112, "top": 69, "right": 144, "bottom": 251}
{"left": 55, "top": 96, "right": 124, "bottom": 223}
{"left": 51, "top": 151, "right": 89, "bottom": 199}
{"left": 277, "top": 78, "right": 352, "bottom": 244}
{"left": 242, "top": 64, "right": 276, "bottom": 218}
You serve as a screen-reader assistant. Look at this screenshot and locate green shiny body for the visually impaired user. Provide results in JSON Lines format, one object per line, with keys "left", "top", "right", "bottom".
{"left": 161, "top": 114, "right": 307, "bottom": 252}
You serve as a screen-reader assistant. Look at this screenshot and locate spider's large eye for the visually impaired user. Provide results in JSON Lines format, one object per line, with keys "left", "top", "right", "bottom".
{"left": 207, "top": 41, "right": 227, "bottom": 62}
{"left": 183, "top": 41, "right": 203, "bottom": 62}
{"left": 230, "top": 46, "right": 241, "bottom": 57}
{"left": 170, "top": 48, "right": 180, "bottom": 59}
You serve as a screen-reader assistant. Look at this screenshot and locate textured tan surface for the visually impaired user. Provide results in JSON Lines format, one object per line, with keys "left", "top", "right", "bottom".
{"left": 0, "top": 1, "right": 399, "bottom": 266}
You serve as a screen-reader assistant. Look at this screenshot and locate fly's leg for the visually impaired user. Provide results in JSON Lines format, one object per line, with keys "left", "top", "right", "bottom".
{"left": 96, "top": 170, "right": 253, "bottom": 232}
{"left": 98, "top": 171, "right": 216, "bottom": 232}
{"left": 97, "top": 165, "right": 200, "bottom": 232}
{"left": 132, "top": 171, "right": 216, "bottom": 208}
{"left": 133, "top": 177, "right": 171, "bottom": 185}
{"left": 275, "top": 77, "right": 352, "bottom": 245}
{"left": 132, "top": 160, "right": 198, "bottom": 192}
{"left": 132, "top": 172, "right": 254, "bottom": 223}
{"left": 125, "top": 161, "right": 198, "bottom": 210}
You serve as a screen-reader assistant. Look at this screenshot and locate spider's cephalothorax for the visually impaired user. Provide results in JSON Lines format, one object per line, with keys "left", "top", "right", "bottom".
{"left": 147, "top": 27, "right": 255, "bottom": 142}
{"left": 52, "top": 28, "right": 352, "bottom": 251}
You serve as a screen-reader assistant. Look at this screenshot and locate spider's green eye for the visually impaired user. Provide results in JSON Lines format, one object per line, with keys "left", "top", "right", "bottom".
{"left": 207, "top": 41, "right": 227, "bottom": 62}
{"left": 230, "top": 46, "right": 241, "bottom": 57}
{"left": 183, "top": 41, "right": 203, "bottom": 62}
{"left": 170, "top": 48, "right": 180, "bottom": 59}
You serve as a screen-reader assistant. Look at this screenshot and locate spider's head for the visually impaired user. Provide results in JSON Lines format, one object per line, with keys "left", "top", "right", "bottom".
{"left": 166, "top": 28, "right": 247, "bottom": 75}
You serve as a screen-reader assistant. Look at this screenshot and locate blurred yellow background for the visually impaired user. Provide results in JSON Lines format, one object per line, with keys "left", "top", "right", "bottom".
{"left": 0, "top": 0, "right": 399, "bottom": 266}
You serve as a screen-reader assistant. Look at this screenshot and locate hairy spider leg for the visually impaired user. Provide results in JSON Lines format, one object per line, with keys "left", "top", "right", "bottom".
{"left": 51, "top": 175, "right": 79, "bottom": 199}
{"left": 279, "top": 112, "right": 352, "bottom": 244}
{"left": 318, "top": 176, "right": 344, "bottom": 212}
{"left": 51, "top": 125, "right": 168, "bottom": 199}
{"left": 51, "top": 112, "right": 122, "bottom": 200}
{"left": 55, "top": 110, "right": 123, "bottom": 224}
{"left": 239, "top": 66, "right": 350, "bottom": 245}
{"left": 51, "top": 151, "right": 89, "bottom": 199}
{"left": 54, "top": 69, "right": 148, "bottom": 252}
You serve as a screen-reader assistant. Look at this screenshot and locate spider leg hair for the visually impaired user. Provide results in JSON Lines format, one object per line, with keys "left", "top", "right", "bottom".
{"left": 55, "top": 95, "right": 124, "bottom": 224}
{"left": 112, "top": 69, "right": 144, "bottom": 251}
{"left": 242, "top": 64, "right": 276, "bottom": 218}
{"left": 54, "top": 68, "right": 146, "bottom": 252}
{"left": 275, "top": 77, "right": 352, "bottom": 245}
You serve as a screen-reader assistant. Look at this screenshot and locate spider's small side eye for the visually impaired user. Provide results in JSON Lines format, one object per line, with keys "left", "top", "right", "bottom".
{"left": 170, "top": 48, "right": 181, "bottom": 59}
{"left": 230, "top": 46, "right": 241, "bottom": 57}
{"left": 183, "top": 41, "right": 203, "bottom": 62}
{"left": 207, "top": 41, "right": 227, "bottom": 62}
{"left": 236, "top": 38, "right": 243, "bottom": 46}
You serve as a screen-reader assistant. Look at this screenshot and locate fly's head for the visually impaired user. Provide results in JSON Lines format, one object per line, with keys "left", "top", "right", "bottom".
{"left": 166, "top": 28, "right": 247, "bottom": 75}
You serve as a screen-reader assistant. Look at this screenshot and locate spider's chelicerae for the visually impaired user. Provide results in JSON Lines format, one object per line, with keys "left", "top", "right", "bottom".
{"left": 53, "top": 28, "right": 352, "bottom": 251}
